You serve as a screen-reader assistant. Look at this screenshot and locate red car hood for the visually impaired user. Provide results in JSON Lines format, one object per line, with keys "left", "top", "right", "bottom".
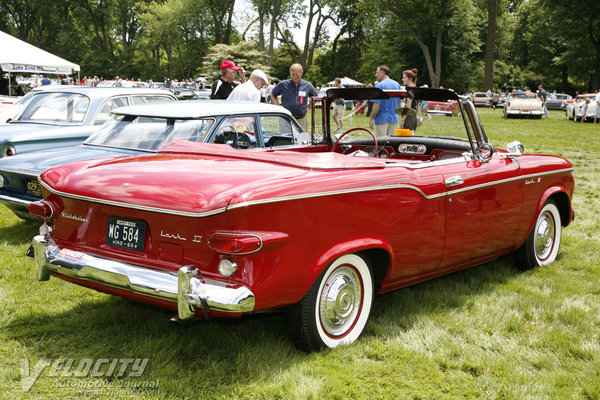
{"left": 39, "top": 142, "right": 387, "bottom": 215}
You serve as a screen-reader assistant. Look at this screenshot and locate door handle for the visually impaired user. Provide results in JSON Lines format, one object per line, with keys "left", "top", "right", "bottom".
{"left": 445, "top": 176, "right": 464, "bottom": 187}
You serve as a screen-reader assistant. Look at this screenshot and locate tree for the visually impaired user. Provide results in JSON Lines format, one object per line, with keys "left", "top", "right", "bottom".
{"left": 381, "top": 0, "right": 479, "bottom": 88}
{"left": 275, "top": 0, "right": 333, "bottom": 70}
{"left": 201, "top": 41, "right": 270, "bottom": 83}
{"left": 207, "top": 0, "right": 235, "bottom": 44}
{"left": 542, "top": 0, "right": 600, "bottom": 91}
{"left": 483, "top": 0, "right": 498, "bottom": 90}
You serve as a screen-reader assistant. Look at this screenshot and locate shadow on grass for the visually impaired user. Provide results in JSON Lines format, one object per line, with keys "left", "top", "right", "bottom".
{"left": 4, "top": 255, "right": 523, "bottom": 396}
{"left": 0, "top": 218, "right": 38, "bottom": 246}
{"left": 369, "top": 255, "right": 523, "bottom": 331}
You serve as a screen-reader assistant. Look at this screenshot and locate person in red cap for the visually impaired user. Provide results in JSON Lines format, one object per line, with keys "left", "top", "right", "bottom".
{"left": 210, "top": 60, "right": 247, "bottom": 99}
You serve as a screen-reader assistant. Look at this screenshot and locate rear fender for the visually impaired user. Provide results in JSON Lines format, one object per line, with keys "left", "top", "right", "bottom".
{"left": 298, "top": 238, "right": 392, "bottom": 299}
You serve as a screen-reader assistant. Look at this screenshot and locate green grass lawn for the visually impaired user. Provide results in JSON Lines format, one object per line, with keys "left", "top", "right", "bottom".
{"left": 1, "top": 108, "right": 599, "bottom": 399}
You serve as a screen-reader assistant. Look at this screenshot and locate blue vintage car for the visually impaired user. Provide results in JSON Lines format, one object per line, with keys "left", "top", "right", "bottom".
{"left": 0, "top": 100, "right": 305, "bottom": 219}
{"left": 0, "top": 86, "right": 177, "bottom": 157}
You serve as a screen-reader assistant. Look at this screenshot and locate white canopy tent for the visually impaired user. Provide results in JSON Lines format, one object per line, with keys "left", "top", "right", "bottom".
{"left": 0, "top": 30, "right": 80, "bottom": 95}
{"left": 325, "top": 77, "right": 364, "bottom": 87}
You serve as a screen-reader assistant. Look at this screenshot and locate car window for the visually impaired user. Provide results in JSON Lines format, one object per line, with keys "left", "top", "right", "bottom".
{"left": 93, "top": 96, "right": 130, "bottom": 125}
{"left": 211, "top": 116, "right": 258, "bottom": 149}
{"left": 259, "top": 115, "right": 300, "bottom": 147}
{"left": 86, "top": 115, "right": 214, "bottom": 151}
{"left": 16, "top": 92, "right": 90, "bottom": 124}
{"left": 131, "top": 95, "right": 176, "bottom": 105}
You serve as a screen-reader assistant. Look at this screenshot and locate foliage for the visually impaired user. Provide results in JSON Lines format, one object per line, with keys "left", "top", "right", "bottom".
{"left": 201, "top": 41, "right": 271, "bottom": 83}
{"left": 494, "top": 60, "right": 525, "bottom": 92}
{"left": 137, "top": 0, "right": 212, "bottom": 81}
{"left": 0, "top": 0, "right": 598, "bottom": 93}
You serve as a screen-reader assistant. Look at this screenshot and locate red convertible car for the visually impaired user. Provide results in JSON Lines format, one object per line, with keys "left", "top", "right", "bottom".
{"left": 28, "top": 88, "right": 575, "bottom": 351}
{"left": 426, "top": 100, "right": 460, "bottom": 116}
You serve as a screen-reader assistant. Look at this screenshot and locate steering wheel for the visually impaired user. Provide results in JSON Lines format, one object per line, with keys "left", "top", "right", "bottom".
{"left": 332, "top": 127, "right": 379, "bottom": 156}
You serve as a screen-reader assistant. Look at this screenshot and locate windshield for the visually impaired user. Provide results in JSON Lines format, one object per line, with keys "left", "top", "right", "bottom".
{"left": 85, "top": 114, "right": 214, "bottom": 151}
{"left": 16, "top": 92, "right": 90, "bottom": 124}
{"left": 511, "top": 92, "right": 538, "bottom": 99}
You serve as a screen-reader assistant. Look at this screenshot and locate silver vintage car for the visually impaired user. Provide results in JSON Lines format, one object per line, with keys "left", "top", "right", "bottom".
{"left": 0, "top": 86, "right": 176, "bottom": 157}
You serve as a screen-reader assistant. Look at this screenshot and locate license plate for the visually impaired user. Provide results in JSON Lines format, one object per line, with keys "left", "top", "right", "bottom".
{"left": 26, "top": 180, "right": 43, "bottom": 197}
{"left": 106, "top": 217, "right": 146, "bottom": 251}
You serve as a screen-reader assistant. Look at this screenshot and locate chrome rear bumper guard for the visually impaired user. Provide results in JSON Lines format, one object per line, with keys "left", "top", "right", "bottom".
{"left": 32, "top": 235, "right": 255, "bottom": 319}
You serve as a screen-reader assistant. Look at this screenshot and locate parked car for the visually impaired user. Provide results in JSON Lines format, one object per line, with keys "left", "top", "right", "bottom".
{"left": 172, "top": 83, "right": 197, "bottom": 99}
{"left": 546, "top": 93, "right": 572, "bottom": 110}
{"left": 470, "top": 92, "right": 491, "bottom": 107}
{"left": 426, "top": 100, "right": 459, "bottom": 116}
{"left": 0, "top": 100, "right": 304, "bottom": 220}
{"left": 194, "top": 88, "right": 212, "bottom": 100}
{"left": 498, "top": 92, "right": 508, "bottom": 107}
{"left": 565, "top": 94, "right": 597, "bottom": 121}
{"left": 96, "top": 80, "right": 133, "bottom": 88}
{"left": 28, "top": 87, "right": 574, "bottom": 351}
{"left": 0, "top": 86, "right": 176, "bottom": 158}
{"left": 0, "top": 93, "right": 28, "bottom": 124}
{"left": 503, "top": 92, "right": 544, "bottom": 118}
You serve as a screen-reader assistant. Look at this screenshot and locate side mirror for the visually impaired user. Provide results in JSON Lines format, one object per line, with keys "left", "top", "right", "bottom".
{"left": 506, "top": 141, "right": 524, "bottom": 156}
{"left": 479, "top": 143, "right": 495, "bottom": 162}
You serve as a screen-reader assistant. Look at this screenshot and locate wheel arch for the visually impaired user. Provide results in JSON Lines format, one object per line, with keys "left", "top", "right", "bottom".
{"left": 538, "top": 187, "right": 573, "bottom": 228}
{"left": 312, "top": 239, "right": 391, "bottom": 294}
{"left": 515, "top": 186, "right": 572, "bottom": 251}
{"left": 547, "top": 190, "right": 572, "bottom": 228}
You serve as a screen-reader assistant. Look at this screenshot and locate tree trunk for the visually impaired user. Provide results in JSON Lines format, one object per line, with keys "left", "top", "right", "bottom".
{"left": 484, "top": 0, "right": 498, "bottom": 91}
{"left": 561, "top": 64, "right": 568, "bottom": 93}
{"left": 258, "top": 12, "right": 265, "bottom": 65}
{"left": 267, "top": 1, "right": 280, "bottom": 67}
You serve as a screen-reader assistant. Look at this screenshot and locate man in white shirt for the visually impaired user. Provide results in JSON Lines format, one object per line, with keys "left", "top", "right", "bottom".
{"left": 227, "top": 69, "right": 269, "bottom": 102}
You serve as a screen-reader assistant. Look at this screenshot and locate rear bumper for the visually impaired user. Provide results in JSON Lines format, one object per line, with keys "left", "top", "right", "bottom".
{"left": 505, "top": 110, "right": 543, "bottom": 115}
{"left": 32, "top": 235, "right": 255, "bottom": 318}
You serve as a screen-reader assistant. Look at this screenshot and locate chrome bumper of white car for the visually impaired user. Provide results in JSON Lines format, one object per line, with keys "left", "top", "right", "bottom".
{"left": 505, "top": 110, "right": 543, "bottom": 114}
{"left": 31, "top": 235, "right": 255, "bottom": 319}
{"left": 0, "top": 193, "right": 34, "bottom": 206}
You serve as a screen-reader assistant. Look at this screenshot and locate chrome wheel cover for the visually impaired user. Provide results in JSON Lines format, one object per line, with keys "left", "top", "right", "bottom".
{"left": 534, "top": 210, "right": 555, "bottom": 261}
{"left": 319, "top": 266, "right": 362, "bottom": 338}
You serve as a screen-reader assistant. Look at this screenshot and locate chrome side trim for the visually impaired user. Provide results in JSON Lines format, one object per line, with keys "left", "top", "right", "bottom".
{"left": 32, "top": 235, "right": 255, "bottom": 316}
{"left": 229, "top": 167, "right": 574, "bottom": 211}
{"left": 446, "top": 167, "right": 574, "bottom": 196}
{"left": 39, "top": 167, "right": 573, "bottom": 218}
{"left": 228, "top": 183, "right": 446, "bottom": 210}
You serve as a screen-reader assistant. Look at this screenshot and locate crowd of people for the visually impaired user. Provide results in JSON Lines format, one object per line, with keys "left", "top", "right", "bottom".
{"left": 6, "top": 62, "right": 599, "bottom": 129}
{"left": 207, "top": 59, "right": 427, "bottom": 136}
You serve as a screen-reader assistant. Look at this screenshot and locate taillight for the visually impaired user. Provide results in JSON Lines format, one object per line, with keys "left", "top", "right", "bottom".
{"left": 208, "top": 233, "right": 262, "bottom": 255}
{"left": 4, "top": 146, "right": 16, "bottom": 157}
{"left": 28, "top": 200, "right": 55, "bottom": 219}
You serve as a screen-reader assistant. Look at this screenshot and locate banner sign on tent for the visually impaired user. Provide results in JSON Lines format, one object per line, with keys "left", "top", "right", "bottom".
{"left": 1, "top": 63, "right": 75, "bottom": 75}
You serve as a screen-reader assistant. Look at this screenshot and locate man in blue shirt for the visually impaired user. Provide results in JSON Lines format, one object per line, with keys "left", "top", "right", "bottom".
{"left": 270, "top": 63, "right": 317, "bottom": 131}
{"left": 369, "top": 65, "right": 401, "bottom": 137}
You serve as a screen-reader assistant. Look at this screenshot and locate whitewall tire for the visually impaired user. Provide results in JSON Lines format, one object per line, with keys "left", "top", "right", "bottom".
{"left": 515, "top": 200, "right": 562, "bottom": 270}
{"left": 287, "top": 253, "right": 374, "bottom": 352}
